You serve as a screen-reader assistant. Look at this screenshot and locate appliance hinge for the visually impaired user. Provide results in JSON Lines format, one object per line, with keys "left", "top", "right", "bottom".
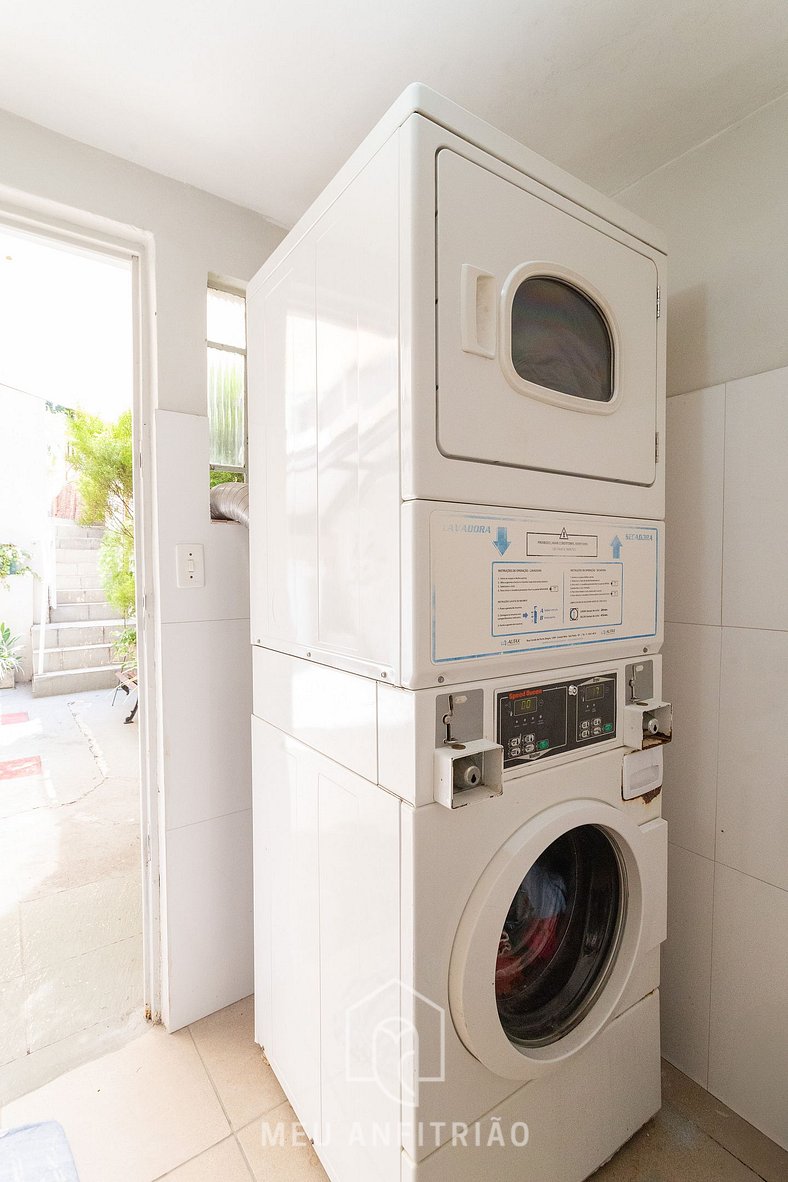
{"left": 655, "top": 432, "right": 660, "bottom": 463}
{"left": 656, "top": 286, "right": 661, "bottom": 319}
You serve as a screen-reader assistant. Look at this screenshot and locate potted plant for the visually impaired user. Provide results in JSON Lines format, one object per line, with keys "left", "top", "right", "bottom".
{"left": 0, "top": 623, "right": 22, "bottom": 690}
{"left": 0, "top": 544, "right": 34, "bottom": 589}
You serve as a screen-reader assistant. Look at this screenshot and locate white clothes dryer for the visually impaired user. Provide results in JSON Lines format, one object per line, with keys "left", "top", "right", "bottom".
{"left": 252, "top": 650, "right": 669, "bottom": 1182}
{"left": 247, "top": 85, "right": 667, "bottom": 690}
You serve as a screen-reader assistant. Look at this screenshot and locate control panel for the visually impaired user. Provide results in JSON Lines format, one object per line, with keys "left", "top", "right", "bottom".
{"left": 496, "top": 674, "right": 616, "bottom": 769}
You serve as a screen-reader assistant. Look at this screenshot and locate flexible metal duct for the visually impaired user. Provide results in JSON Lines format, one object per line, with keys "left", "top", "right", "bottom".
{"left": 210, "top": 481, "right": 249, "bottom": 527}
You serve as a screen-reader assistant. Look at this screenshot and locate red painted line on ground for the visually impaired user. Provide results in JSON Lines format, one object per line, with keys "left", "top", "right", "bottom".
{"left": 0, "top": 755, "right": 43, "bottom": 780}
{"left": 0, "top": 713, "right": 29, "bottom": 726}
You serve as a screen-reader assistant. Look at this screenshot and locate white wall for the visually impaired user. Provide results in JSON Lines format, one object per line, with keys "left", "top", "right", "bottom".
{"left": 613, "top": 89, "right": 788, "bottom": 1144}
{"left": 616, "top": 93, "right": 788, "bottom": 397}
{"left": 660, "top": 368, "right": 788, "bottom": 1151}
{"left": 0, "top": 107, "right": 285, "bottom": 1028}
{"left": 0, "top": 388, "right": 48, "bottom": 680}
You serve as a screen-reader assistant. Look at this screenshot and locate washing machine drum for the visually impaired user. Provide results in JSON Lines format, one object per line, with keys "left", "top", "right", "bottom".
{"left": 495, "top": 825, "right": 621, "bottom": 1047}
{"left": 449, "top": 800, "right": 653, "bottom": 1081}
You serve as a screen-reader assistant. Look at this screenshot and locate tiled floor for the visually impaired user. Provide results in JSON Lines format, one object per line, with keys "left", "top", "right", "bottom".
{"left": 2, "top": 996, "right": 786, "bottom": 1182}
{"left": 0, "top": 684, "right": 144, "bottom": 1103}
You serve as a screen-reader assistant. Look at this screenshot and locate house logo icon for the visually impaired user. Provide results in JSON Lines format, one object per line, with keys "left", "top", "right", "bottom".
{"left": 345, "top": 979, "right": 446, "bottom": 1107}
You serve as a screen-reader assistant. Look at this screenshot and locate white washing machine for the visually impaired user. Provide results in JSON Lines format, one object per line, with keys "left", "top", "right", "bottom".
{"left": 252, "top": 649, "right": 668, "bottom": 1182}
{"left": 246, "top": 84, "right": 667, "bottom": 690}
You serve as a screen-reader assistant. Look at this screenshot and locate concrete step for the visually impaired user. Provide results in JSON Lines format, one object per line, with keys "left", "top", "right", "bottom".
{"left": 54, "top": 560, "right": 104, "bottom": 583}
{"left": 53, "top": 520, "right": 104, "bottom": 539}
{"left": 55, "top": 548, "right": 101, "bottom": 568}
{"left": 55, "top": 536, "right": 102, "bottom": 550}
{"left": 50, "top": 602, "right": 114, "bottom": 623}
{"left": 32, "top": 664, "right": 122, "bottom": 698}
{"left": 55, "top": 572, "right": 104, "bottom": 591}
{"left": 56, "top": 587, "right": 108, "bottom": 605}
{"left": 33, "top": 620, "right": 127, "bottom": 649}
{"left": 38, "top": 642, "right": 117, "bottom": 674}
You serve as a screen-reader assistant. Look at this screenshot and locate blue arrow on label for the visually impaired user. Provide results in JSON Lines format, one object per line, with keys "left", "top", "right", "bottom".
{"left": 611, "top": 535, "right": 623, "bottom": 559}
{"left": 493, "top": 527, "right": 511, "bottom": 557}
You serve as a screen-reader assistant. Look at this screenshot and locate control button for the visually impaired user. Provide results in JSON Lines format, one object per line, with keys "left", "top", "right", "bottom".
{"left": 537, "top": 739, "right": 550, "bottom": 750}
{"left": 524, "top": 734, "right": 535, "bottom": 743}
{"left": 525, "top": 743, "right": 535, "bottom": 753}
{"left": 604, "top": 723, "right": 613, "bottom": 733}
{"left": 593, "top": 727, "right": 602, "bottom": 735}
{"left": 593, "top": 718, "right": 601, "bottom": 726}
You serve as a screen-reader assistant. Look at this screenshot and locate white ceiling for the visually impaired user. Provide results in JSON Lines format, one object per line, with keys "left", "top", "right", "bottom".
{"left": 1, "top": 0, "right": 787, "bottom": 227}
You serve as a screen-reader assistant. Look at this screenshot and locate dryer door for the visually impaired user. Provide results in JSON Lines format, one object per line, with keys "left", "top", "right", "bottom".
{"left": 449, "top": 801, "right": 666, "bottom": 1081}
{"left": 436, "top": 150, "right": 659, "bottom": 487}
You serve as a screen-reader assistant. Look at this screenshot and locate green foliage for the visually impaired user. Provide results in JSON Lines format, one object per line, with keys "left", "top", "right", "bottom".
{"left": 209, "top": 469, "right": 245, "bottom": 488}
{"left": 0, "top": 623, "right": 22, "bottom": 677}
{"left": 0, "top": 544, "right": 34, "bottom": 588}
{"left": 67, "top": 410, "right": 134, "bottom": 532}
{"left": 99, "top": 528, "right": 136, "bottom": 620}
{"left": 67, "top": 411, "right": 135, "bottom": 620}
{"left": 112, "top": 625, "right": 137, "bottom": 671}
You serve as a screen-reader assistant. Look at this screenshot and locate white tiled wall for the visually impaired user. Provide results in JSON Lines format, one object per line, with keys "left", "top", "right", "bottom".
{"left": 663, "top": 365, "right": 788, "bottom": 1151}
{"left": 154, "top": 410, "right": 255, "bottom": 1029}
{"left": 660, "top": 843, "right": 714, "bottom": 1086}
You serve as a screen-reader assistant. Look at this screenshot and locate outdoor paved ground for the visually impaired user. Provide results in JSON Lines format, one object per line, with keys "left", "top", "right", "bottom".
{"left": 0, "top": 682, "right": 146, "bottom": 1103}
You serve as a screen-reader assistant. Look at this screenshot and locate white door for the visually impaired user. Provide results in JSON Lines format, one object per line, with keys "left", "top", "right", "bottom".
{"left": 436, "top": 150, "right": 659, "bottom": 487}
{"left": 449, "top": 801, "right": 667, "bottom": 1081}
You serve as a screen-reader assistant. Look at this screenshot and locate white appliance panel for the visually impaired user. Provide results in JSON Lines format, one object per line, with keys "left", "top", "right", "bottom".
{"left": 402, "top": 503, "right": 663, "bottom": 685}
{"left": 436, "top": 149, "right": 659, "bottom": 486}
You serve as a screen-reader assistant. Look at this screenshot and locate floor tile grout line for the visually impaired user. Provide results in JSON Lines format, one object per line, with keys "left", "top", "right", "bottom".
{"left": 147, "top": 1133, "right": 243, "bottom": 1182}
{"left": 664, "top": 1064, "right": 786, "bottom": 1180}
{"left": 184, "top": 1026, "right": 257, "bottom": 1180}
{"left": 233, "top": 1128, "right": 258, "bottom": 1182}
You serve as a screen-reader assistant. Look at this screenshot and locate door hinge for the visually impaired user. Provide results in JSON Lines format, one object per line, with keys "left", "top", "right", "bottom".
{"left": 655, "top": 432, "right": 661, "bottom": 463}
{"left": 656, "top": 286, "right": 661, "bottom": 319}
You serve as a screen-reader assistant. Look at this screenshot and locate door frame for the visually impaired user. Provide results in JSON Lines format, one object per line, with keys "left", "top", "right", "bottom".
{"left": 0, "top": 184, "right": 162, "bottom": 1020}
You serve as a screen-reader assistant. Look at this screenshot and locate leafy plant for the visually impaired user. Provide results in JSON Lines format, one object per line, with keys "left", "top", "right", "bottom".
{"left": 67, "top": 410, "right": 133, "bottom": 534}
{"left": 0, "top": 623, "right": 22, "bottom": 678}
{"left": 112, "top": 625, "right": 137, "bottom": 671}
{"left": 67, "top": 411, "right": 135, "bottom": 620}
{"left": 209, "top": 469, "right": 245, "bottom": 488}
{"left": 99, "top": 529, "right": 136, "bottom": 620}
{"left": 0, "top": 544, "right": 34, "bottom": 589}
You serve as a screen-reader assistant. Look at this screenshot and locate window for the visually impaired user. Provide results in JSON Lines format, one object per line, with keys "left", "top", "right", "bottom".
{"left": 495, "top": 825, "right": 623, "bottom": 1046}
{"left": 207, "top": 285, "right": 247, "bottom": 482}
{"left": 510, "top": 277, "right": 613, "bottom": 403}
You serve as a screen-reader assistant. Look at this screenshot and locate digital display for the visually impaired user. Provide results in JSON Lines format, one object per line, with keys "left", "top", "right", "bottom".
{"left": 514, "top": 697, "right": 537, "bottom": 716}
{"left": 583, "top": 683, "right": 604, "bottom": 701}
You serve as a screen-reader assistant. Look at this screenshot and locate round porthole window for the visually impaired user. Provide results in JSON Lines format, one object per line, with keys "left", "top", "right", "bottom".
{"left": 510, "top": 277, "right": 613, "bottom": 403}
{"left": 495, "top": 825, "right": 624, "bottom": 1047}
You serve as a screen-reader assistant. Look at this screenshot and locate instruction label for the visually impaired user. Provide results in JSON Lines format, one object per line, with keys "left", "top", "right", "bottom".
{"left": 430, "top": 510, "right": 659, "bottom": 664}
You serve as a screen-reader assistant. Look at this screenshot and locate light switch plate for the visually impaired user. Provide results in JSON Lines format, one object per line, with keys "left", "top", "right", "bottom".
{"left": 175, "top": 543, "right": 205, "bottom": 588}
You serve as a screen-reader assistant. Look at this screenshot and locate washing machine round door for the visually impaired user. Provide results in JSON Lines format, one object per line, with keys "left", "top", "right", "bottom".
{"left": 449, "top": 800, "right": 647, "bottom": 1081}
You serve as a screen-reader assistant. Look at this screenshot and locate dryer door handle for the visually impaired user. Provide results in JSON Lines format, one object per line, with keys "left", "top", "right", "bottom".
{"left": 460, "top": 265, "right": 497, "bottom": 359}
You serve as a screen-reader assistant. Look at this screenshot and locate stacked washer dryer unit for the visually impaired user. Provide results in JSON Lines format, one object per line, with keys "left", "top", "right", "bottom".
{"left": 248, "top": 85, "right": 671, "bottom": 1182}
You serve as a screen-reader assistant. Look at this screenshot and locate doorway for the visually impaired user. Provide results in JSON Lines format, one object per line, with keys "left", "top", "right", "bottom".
{"left": 0, "top": 220, "right": 154, "bottom": 1101}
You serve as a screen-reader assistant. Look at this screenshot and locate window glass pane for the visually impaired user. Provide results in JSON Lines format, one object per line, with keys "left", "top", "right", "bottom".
{"left": 207, "top": 288, "right": 246, "bottom": 348}
{"left": 496, "top": 825, "right": 622, "bottom": 1046}
{"left": 511, "top": 278, "right": 612, "bottom": 402}
{"left": 208, "top": 347, "right": 245, "bottom": 468}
